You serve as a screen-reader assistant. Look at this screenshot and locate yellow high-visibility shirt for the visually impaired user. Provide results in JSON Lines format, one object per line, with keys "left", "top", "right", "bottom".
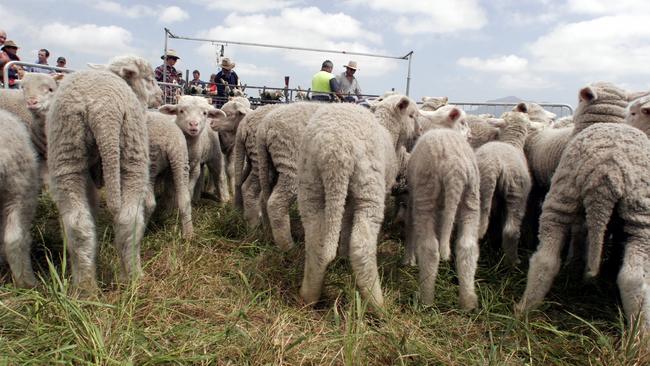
{"left": 311, "top": 70, "right": 334, "bottom": 93}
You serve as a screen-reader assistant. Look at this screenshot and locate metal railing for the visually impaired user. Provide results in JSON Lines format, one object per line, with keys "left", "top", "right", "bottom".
{"left": 423, "top": 101, "right": 574, "bottom": 117}
{"left": 2, "top": 61, "right": 73, "bottom": 89}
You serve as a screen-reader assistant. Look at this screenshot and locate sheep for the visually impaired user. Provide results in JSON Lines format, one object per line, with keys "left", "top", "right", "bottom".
{"left": 552, "top": 115, "right": 573, "bottom": 129}
{"left": 513, "top": 102, "right": 556, "bottom": 128}
{"left": 626, "top": 96, "right": 650, "bottom": 136}
{"left": 256, "top": 102, "right": 321, "bottom": 250}
{"left": 0, "top": 109, "right": 39, "bottom": 288}
{"left": 232, "top": 104, "right": 279, "bottom": 227}
{"left": 475, "top": 111, "right": 532, "bottom": 266}
{"left": 298, "top": 95, "right": 418, "bottom": 309}
{"left": 145, "top": 111, "right": 193, "bottom": 239}
{"left": 516, "top": 123, "right": 650, "bottom": 333}
{"left": 466, "top": 114, "right": 500, "bottom": 149}
{"left": 158, "top": 96, "right": 228, "bottom": 204}
{"left": 406, "top": 128, "right": 480, "bottom": 309}
{"left": 420, "top": 96, "right": 448, "bottom": 111}
{"left": 418, "top": 105, "right": 469, "bottom": 137}
{"left": 46, "top": 55, "right": 163, "bottom": 294}
{"left": 295, "top": 86, "right": 310, "bottom": 101}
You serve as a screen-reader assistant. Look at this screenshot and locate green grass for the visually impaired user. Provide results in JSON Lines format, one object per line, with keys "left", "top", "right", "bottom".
{"left": 0, "top": 195, "right": 648, "bottom": 365}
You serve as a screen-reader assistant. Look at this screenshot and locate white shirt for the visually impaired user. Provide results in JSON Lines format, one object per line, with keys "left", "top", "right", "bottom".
{"left": 336, "top": 72, "right": 362, "bottom": 97}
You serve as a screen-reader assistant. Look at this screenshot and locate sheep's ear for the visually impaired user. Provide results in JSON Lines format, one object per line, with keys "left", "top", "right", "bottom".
{"left": 234, "top": 103, "right": 249, "bottom": 116}
{"left": 515, "top": 102, "right": 528, "bottom": 113}
{"left": 158, "top": 104, "right": 178, "bottom": 115}
{"left": 114, "top": 64, "right": 140, "bottom": 81}
{"left": 209, "top": 111, "right": 229, "bottom": 131}
{"left": 396, "top": 96, "right": 410, "bottom": 112}
{"left": 442, "top": 96, "right": 448, "bottom": 104}
{"left": 87, "top": 63, "right": 106, "bottom": 70}
{"left": 627, "top": 90, "right": 650, "bottom": 102}
{"left": 642, "top": 107, "right": 650, "bottom": 116}
{"left": 208, "top": 109, "right": 226, "bottom": 119}
{"left": 579, "top": 86, "right": 597, "bottom": 102}
{"left": 448, "top": 108, "right": 461, "bottom": 122}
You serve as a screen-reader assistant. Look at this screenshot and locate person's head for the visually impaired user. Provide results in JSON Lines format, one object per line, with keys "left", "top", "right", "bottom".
{"left": 220, "top": 58, "right": 235, "bottom": 74}
{"left": 0, "top": 30, "right": 6, "bottom": 46}
{"left": 192, "top": 70, "right": 200, "bottom": 80}
{"left": 38, "top": 49, "right": 49, "bottom": 63}
{"left": 2, "top": 40, "right": 18, "bottom": 56}
{"left": 56, "top": 56, "right": 66, "bottom": 67}
{"left": 344, "top": 60, "right": 358, "bottom": 76}
{"left": 209, "top": 73, "right": 216, "bottom": 83}
{"left": 161, "top": 49, "right": 180, "bottom": 66}
{"left": 321, "top": 60, "right": 333, "bottom": 72}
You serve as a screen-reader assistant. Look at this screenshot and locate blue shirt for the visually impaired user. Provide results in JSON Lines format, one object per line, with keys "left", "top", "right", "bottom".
{"left": 215, "top": 70, "right": 239, "bottom": 97}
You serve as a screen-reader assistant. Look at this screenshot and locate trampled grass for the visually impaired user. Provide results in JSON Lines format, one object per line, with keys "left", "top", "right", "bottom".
{"left": 0, "top": 195, "right": 648, "bottom": 365}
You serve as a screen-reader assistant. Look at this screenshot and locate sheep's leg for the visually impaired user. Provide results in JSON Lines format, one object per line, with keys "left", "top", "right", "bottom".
{"left": 348, "top": 202, "right": 385, "bottom": 310}
{"left": 565, "top": 217, "right": 586, "bottom": 265}
{"left": 415, "top": 209, "right": 439, "bottom": 306}
{"left": 455, "top": 190, "right": 480, "bottom": 311}
{"left": 439, "top": 178, "right": 463, "bottom": 261}
{"left": 478, "top": 167, "right": 498, "bottom": 239}
{"left": 584, "top": 195, "right": 617, "bottom": 279}
{"left": 242, "top": 172, "right": 261, "bottom": 228}
{"left": 2, "top": 200, "right": 37, "bottom": 288}
{"left": 617, "top": 238, "right": 650, "bottom": 332}
{"left": 502, "top": 188, "right": 529, "bottom": 267}
{"left": 113, "top": 191, "right": 145, "bottom": 283}
{"left": 337, "top": 199, "right": 354, "bottom": 257}
{"left": 402, "top": 193, "right": 416, "bottom": 266}
{"left": 217, "top": 150, "right": 231, "bottom": 203}
{"left": 56, "top": 173, "right": 99, "bottom": 294}
{"left": 192, "top": 165, "right": 205, "bottom": 203}
{"left": 266, "top": 173, "right": 297, "bottom": 251}
{"left": 226, "top": 152, "right": 235, "bottom": 195}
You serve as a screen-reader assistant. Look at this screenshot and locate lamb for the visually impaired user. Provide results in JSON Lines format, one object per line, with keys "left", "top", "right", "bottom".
{"left": 256, "top": 102, "right": 321, "bottom": 250}
{"left": 145, "top": 111, "right": 193, "bottom": 239}
{"left": 466, "top": 114, "right": 500, "bottom": 149}
{"left": 298, "top": 95, "right": 418, "bottom": 309}
{"left": 626, "top": 96, "right": 650, "bottom": 136}
{"left": 552, "top": 115, "right": 573, "bottom": 129}
{"left": 516, "top": 123, "right": 650, "bottom": 334}
{"left": 0, "top": 109, "right": 39, "bottom": 288}
{"left": 475, "top": 111, "right": 532, "bottom": 266}
{"left": 232, "top": 104, "right": 279, "bottom": 227}
{"left": 46, "top": 55, "right": 163, "bottom": 293}
{"left": 420, "top": 96, "right": 448, "bottom": 111}
{"left": 418, "top": 105, "right": 469, "bottom": 137}
{"left": 513, "top": 102, "right": 556, "bottom": 128}
{"left": 158, "top": 96, "right": 228, "bottom": 204}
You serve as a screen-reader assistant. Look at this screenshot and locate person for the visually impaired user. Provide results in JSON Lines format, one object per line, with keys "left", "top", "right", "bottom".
{"left": 155, "top": 49, "right": 182, "bottom": 104}
{"left": 215, "top": 58, "right": 238, "bottom": 107}
{"left": 0, "top": 29, "right": 9, "bottom": 77}
{"left": 336, "top": 60, "right": 362, "bottom": 102}
{"left": 311, "top": 60, "right": 341, "bottom": 102}
{"left": 56, "top": 56, "right": 66, "bottom": 68}
{"left": 189, "top": 70, "right": 204, "bottom": 86}
{"left": 0, "top": 29, "right": 6, "bottom": 48}
{"left": 1, "top": 40, "right": 22, "bottom": 88}
{"left": 27, "top": 49, "right": 51, "bottom": 73}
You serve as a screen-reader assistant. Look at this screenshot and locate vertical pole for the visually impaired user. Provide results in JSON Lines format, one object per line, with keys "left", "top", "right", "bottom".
{"left": 405, "top": 51, "right": 413, "bottom": 97}
{"left": 163, "top": 28, "right": 169, "bottom": 84}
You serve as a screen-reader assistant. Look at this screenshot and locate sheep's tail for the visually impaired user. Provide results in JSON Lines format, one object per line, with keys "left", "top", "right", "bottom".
{"left": 478, "top": 160, "right": 499, "bottom": 239}
{"left": 321, "top": 154, "right": 353, "bottom": 256}
{"left": 584, "top": 174, "right": 621, "bottom": 278}
{"left": 438, "top": 171, "right": 464, "bottom": 261}
{"left": 233, "top": 124, "right": 248, "bottom": 211}
{"left": 256, "top": 122, "right": 273, "bottom": 227}
{"left": 94, "top": 115, "right": 122, "bottom": 216}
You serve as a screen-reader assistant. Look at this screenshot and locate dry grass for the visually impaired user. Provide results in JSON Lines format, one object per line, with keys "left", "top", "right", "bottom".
{"left": 0, "top": 195, "right": 648, "bottom": 365}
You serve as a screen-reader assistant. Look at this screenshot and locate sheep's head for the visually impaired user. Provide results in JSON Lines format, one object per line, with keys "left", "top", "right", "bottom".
{"left": 371, "top": 94, "right": 418, "bottom": 150}
{"left": 418, "top": 105, "right": 469, "bottom": 139}
{"left": 159, "top": 95, "right": 225, "bottom": 137}
{"left": 573, "top": 82, "right": 628, "bottom": 135}
{"left": 21, "top": 72, "right": 61, "bottom": 115}
{"left": 210, "top": 99, "right": 250, "bottom": 134}
{"left": 420, "top": 96, "right": 448, "bottom": 111}
{"left": 626, "top": 96, "right": 650, "bottom": 137}
{"left": 107, "top": 55, "right": 163, "bottom": 109}
{"left": 497, "top": 111, "right": 530, "bottom": 148}
{"left": 513, "top": 102, "right": 556, "bottom": 126}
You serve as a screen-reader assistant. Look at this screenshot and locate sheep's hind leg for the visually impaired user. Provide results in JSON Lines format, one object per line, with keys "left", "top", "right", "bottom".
{"left": 113, "top": 191, "right": 146, "bottom": 283}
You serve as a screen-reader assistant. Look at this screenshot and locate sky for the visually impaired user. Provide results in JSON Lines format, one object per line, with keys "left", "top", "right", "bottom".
{"left": 2, "top": 0, "right": 650, "bottom": 108}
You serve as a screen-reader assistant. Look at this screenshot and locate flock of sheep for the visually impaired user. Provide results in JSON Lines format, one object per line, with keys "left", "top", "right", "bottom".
{"left": 0, "top": 55, "right": 649, "bottom": 340}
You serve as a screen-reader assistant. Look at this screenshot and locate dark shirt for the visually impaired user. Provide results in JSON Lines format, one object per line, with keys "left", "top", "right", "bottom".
{"left": 155, "top": 64, "right": 182, "bottom": 103}
{"left": 215, "top": 70, "right": 239, "bottom": 97}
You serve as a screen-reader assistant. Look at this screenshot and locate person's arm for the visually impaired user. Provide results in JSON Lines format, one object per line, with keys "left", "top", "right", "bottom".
{"left": 355, "top": 79, "right": 362, "bottom": 98}
{"left": 329, "top": 77, "right": 342, "bottom": 100}
{"left": 154, "top": 66, "right": 163, "bottom": 82}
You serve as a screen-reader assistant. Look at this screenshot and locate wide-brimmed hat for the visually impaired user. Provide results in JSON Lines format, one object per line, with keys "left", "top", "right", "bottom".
{"left": 345, "top": 60, "right": 358, "bottom": 70}
{"left": 161, "top": 49, "right": 180, "bottom": 60}
{"left": 2, "top": 40, "right": 18, "bottom": 50}
{"left": 220, "top": 58, "right": 235, "bottom": 70}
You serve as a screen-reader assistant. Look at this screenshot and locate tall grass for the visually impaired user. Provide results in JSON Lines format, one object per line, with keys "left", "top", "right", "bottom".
{"left": 0, "top": 196, "right": 647, "bottom": 365}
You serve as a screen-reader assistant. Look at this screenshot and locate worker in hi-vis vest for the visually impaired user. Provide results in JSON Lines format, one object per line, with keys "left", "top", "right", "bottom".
{"left": 311, "top": 60, "right": 342, "bottom": 102}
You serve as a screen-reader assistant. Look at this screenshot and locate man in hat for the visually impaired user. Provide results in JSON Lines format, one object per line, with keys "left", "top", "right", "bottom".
{"left": 155, "top": 49, "right": 182, "bottom": 104}
{"left": 311, "top": 60, "right": 342, "bottom": 102}
{"left": 1, "top": 40, "right": 22, "bottom": 88}
{"left": 56, "top": 56, "right": 67, "bottom": 68}
{"left": 336, "top": 60, "right": 362, "bottom": 102}
{"left": 215, "top": 57, "right": 239, "bottom": 107}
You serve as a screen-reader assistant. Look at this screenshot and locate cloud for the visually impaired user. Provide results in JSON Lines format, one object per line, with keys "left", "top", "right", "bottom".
{"left": 567, "top": 0, "right": 650, "bottom": 15}
{"left": 349, "top": 0, "right": 487, "bottom": 35}
{"left": 159, "top": 6, "right": 189, "bottom": 23}
{"left": 92, "top": 1, "right": 156, "bottom": 18}
{"left": 36, "top": 23, "right": 134, "bottom": 57}
{"left": 457, "top": 55, "right": 528, "bottom": 73}
{"left": 196, "top": 0, "right": 299, "bottom": 12}
{"left": 527, "top": 15, "right": 650, "bottom": 76}
{"left": 195, "top": 7, "right": 398, "bottom": 77}
{"left": 498, "top": 73, "right": 554, "bottom": 90}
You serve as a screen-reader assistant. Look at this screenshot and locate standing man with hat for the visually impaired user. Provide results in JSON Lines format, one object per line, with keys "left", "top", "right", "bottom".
{"left": 336, "top": 60, "right": 362, "bottom": 102}
{"left": 215, "top": 57, "right": 238, "bottom": 107}
{"left": 155, "top": 49, "right": 182, "bottom": 104}
{"left": 1, "top": 40, "right": 22, "bottom": 88}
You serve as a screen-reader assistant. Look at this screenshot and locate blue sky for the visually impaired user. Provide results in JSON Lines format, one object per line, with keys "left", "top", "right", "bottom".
{"left": 3, "top": 0, "right": 649, "bottom": 107}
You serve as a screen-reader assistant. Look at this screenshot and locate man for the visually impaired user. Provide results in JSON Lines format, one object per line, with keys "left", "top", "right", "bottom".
{"left": 1, "top": 40, "right": 21, "bottom": 88}
{"left": 56, "top": 56, "right": 66, "bottom": 68}
{"left": 27, "top": 49, "right": 51, "bottom": 73}
{"left": 0, "top": 30, "right": 9, "bottom": 73}
{"left": 311, "top": 60, "right": 341, "bottom": 102}
{"left": 155, "top": 49, "right": 182, "bottom": 104}
{"left": 189, "top": 69, "right": 204, "bottom": 86}
{"left": 215, "top": 58, "right": 238, "bottom": 107}
{"left": 336, "top": 60, "right": 362, "bottom": 102}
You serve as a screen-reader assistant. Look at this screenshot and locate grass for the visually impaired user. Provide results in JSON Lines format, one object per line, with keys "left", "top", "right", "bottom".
{"left": 0, "top": 194, "right": 648, "bottom": 365}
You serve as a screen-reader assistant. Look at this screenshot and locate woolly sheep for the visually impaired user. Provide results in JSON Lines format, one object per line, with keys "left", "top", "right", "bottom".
{"left": 552, "top": 115, "right": 573, "bottom": 129}
{"left": 256, "top": 102, "right": 321, "bottom": 250}
{"left": 626, "top": 96, "right": 650, "bottom": 136}
{"left": 475, "top": 111, "right": 532, "bottom": 266}
{"left": 0, "top": 109, "right": 39, "bottom": 288}
{"left": 47, "top": 55, "right": 163, "bottom": 293}
{"left": 298, "top": 95, "right": 417, "bottom": 309}
{"left": 420, "top": 96, "right": 448, "bottom": 111}
{"left": 516, "top": 123, "right": 650, "bottom": 333}
{"left": 466, "top": 114, "right": 500, "bottom": 149}
{"left": 159, "top": 96, "right": 228, "bottom": 203}
{"left": 407, "top": 128, "right": 480, "bottom": 309}
{"left": 418, "top": 105, "right": 469, "bottom": 137}
{"left": 145, "top": 111, "right": 193, "bottom": 238}
{"left": 513, "top": 102, "right": 556, "bottom": 129}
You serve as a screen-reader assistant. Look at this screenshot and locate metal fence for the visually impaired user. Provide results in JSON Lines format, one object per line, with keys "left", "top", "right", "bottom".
{"left": 2, "top": 61, "right": 73, "bottom": 89}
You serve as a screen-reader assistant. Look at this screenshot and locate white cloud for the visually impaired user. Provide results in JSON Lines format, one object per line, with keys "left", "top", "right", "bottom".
{"left": 159, "top": 6, "right": 189, "bottom": 23}
{"left": 457, "top": 55, "right": 528, "bottom": 73}
{"left": 196, "top": 0, "right": 299, "bottom": 12}
{"left": 235, "top": 63, "right": 280, "bottom": 79}
{"left": 498, "top": 73, "right": 554, "bottom": 90}
{"left": 36, "top": 23, "right": 134, "bottom": 57}
{"left": 93, "top": 1, "right": 156, "bottom": 18}
{"left": 527, "top": 15, "right": 650, "bottom": 76}
{"left": 350, "top": 0, "right": 487, "bottom": 35}
{"left": 567, "top": 0, "right": 650, "bottom": 15}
